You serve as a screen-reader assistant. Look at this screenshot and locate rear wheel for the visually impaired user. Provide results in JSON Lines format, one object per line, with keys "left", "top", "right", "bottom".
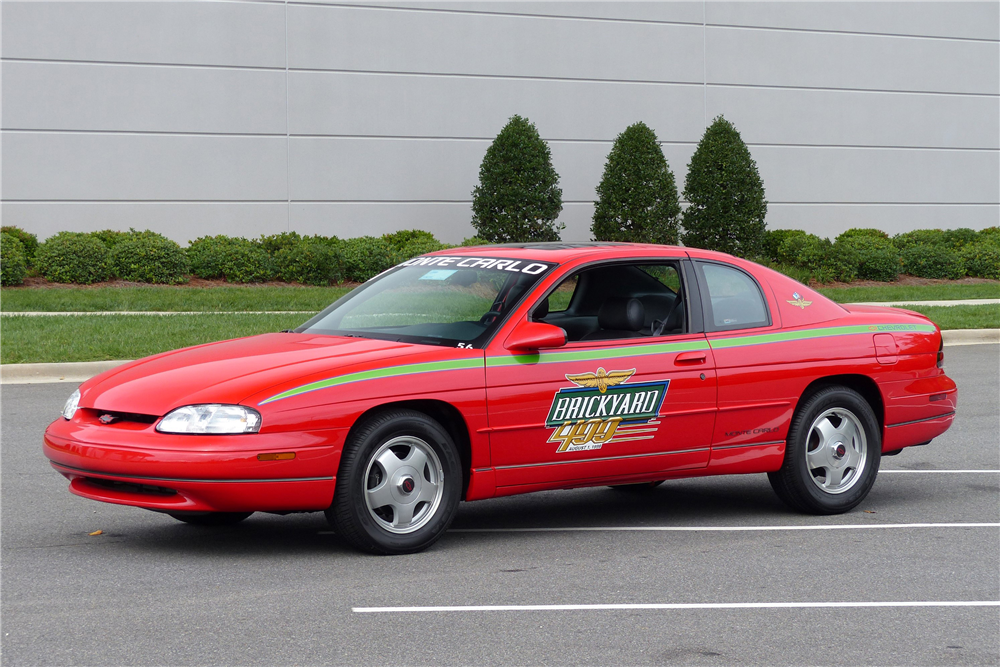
{"left": 168, "top": 512, "right": 253, "bottom": 526}
{"left": 327, "top": 409, "right": 462, "bottom": 555}
{"left": 768, "top": 385, "right": 881, "bottom": 514}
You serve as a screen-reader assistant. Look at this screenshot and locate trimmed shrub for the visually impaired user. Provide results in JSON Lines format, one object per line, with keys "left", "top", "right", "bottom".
{"left": 960, "top": 242, "right": 1000, "bottom": 280}
{"left": 341, "top": 236, "right": 398, "bottom": 282}
{"left": 383, "top": 229, "right": 438, "bottom": 249}
{"left": 275, "top": 239, "right": 344, "bottom": 285}
{"left": 471, "top": 115, "right": 563, "bottom": 242}
{"left": 901, "top": 243, "right": 965, "bottom": 279}
{"left": 838, "top": 236, "right": 901, "bottom": 282}
{"left": 942, "top": 228, "right": 978, "bottom": 249}
{"left": 835, "top": 228, "right": 890, "bottom": 243}
{"left": 461, "top": 236, "right": 492, "bottom": 247}
{"left": 89, "top": 229, "right": 132, "bottom": 249}
{"left": 259, "top": 231, "right": 302, "bottom": 256}
{"left": 773, "top": 232, "right": 857, "bottom": 283}
{"left": 382, "top": 230, "right": 449, "bottom": 262}
{"left": 977, "top": 227, "right": 1000, "bottom": 245}
{"left": 681, "top": 116, "right": 768, "bottom": 258}
{"left": 187, "top": 235, "right": 273, "bottom": 283}
{"left": 892, "top": 229, "right": 946, "bottom": 251}
{"left": 1, "top": 226, "right": 38, "bottom": 265}
{"left": 592, "top": 122, "right": 681, "bottom": 245}
{"left": 395, "top": 238, "right": 449, "bottom": 262}
{"left": 776, "top": 232, "right": 822, "bottom": 266}
{"left": 108, "top": 234, "right": 188, "bottom": 284}
{"left": 35, "top": 232, "right": 110, "bottom": 284}
{"left": 762, "top": 229, "right": 807, "bottom": 263}
{"left": 1, "top": 233, "right": 28, "bottom": 286}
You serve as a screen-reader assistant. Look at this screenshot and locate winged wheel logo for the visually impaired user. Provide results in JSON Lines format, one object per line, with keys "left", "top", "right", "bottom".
{"left": 787, "top": 291, "right": 812, "bottom": 309}
{"left": 564, "top": 367, "right": 635, "bottom": 393}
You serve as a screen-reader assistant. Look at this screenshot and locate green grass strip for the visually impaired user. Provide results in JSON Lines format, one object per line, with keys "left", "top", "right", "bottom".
{"left": 819, "top": 282, "right": 1000, "bottom": 303}
{"left": 0, "top": 285, "right": 350, "bottom": 312}
{"left": 0, "top": 313, "right": 309, "bottom": 364}
{"left": 260, "top": 357, "right": 484, "bottom": 404}
{"left": 903, "top": 305, "right": 1000, "bottom": 330}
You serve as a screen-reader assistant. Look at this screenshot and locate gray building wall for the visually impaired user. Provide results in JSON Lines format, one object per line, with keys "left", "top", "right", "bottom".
{"left": 2, "top": 1, "right": 998, "bottom": 245}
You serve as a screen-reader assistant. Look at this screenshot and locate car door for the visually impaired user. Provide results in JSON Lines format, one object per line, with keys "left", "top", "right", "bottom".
{"left": 694, "top": 260, "right": 794, "bottom": 458}
{"left": 485, "top": 259, "right": 718, "bottom": 490}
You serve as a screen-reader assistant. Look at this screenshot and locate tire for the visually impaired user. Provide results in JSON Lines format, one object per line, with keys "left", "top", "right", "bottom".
{"left": 168, "top": 512, "right": 253, "bottom": 526}
{"left": 768, "top": 385, "right": 881, "bottom": 515}
{"left": 609, "top": 480, "right": 665, "bottom": 493}
{"left": 327, "top": 408, "right": 462, "bottom": 555}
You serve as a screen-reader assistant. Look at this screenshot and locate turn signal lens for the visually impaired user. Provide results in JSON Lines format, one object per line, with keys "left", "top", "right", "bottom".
{"left": 156, "top": 405, "right": 261, "bottom": 434}
{"left": 937, "top": 339, "right": 945, "bottom": 369}
{"left": 257, "top": 452, "right": 295, "bottom": 461}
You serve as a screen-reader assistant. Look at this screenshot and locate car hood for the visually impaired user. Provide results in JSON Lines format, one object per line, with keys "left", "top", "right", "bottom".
{"left": 80, "top": 333, "right": 435, "bottom": 415}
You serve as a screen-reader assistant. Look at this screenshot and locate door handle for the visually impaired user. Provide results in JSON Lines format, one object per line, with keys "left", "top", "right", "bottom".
{"left": 675, "top": 351, "right": 707, "bottom": 365}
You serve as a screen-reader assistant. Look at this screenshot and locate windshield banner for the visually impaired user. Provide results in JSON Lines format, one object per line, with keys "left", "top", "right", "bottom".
{"left": 401, "top": 255, "right": 554, "bottom": 276}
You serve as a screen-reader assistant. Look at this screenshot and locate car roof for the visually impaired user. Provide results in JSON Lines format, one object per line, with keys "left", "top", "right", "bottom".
{"left": 432, "top": 242, "right": 717, "bottom": 264}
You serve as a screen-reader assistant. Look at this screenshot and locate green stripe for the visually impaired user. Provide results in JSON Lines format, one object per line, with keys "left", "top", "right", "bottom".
{"left": 259, "top": 357, "right": 482, "bottom": 404}
{"left": 260, "top": 322, "right": 934, "bottom": 404}
{"left": 709, "top": 323, "right": 936, "bottom": 350}
{"left": 486, "top": 339, "right": 711, "bottom": 367}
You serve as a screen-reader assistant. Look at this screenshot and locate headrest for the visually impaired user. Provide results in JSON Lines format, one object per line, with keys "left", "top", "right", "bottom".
{"left": 532, "top": 298, "right": 549, "bottom": 320}
{"left": 598, "top": 297, "right": 644, "bottom": 332}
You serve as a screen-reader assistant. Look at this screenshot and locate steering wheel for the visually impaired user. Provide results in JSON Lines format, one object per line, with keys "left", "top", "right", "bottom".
{"left": 479, "top": 311, "right": 502, "bottom": 325}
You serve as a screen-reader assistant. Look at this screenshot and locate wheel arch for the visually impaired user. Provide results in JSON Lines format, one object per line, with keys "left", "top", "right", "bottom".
{"left": 797, "top": 374, "right": 885, "bottom": 433}
{"left": 349, "top": 399, "right": 473, "bottom": 499}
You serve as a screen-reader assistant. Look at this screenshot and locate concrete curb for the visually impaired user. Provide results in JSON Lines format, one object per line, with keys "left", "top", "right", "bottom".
{"left": 2, "top": 330, "right": 996, "bottom": 385}
{"left": 1, "top": 360, "right": 131, "bottom": 385}
{"left": 942, "top": 329, "right": 1000, "bottom": 346}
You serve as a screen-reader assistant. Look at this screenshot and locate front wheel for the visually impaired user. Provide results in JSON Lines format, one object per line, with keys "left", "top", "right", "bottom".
{"left": 768, "top": 386, "right": 881, "bottom": 514}
{"left": 327, "top": 409, "right": 462, "bottom": 555}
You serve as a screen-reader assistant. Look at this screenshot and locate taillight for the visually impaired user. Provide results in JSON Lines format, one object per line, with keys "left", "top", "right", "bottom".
{"left": 937, "top": 338, "right": 945, "bottom": 369}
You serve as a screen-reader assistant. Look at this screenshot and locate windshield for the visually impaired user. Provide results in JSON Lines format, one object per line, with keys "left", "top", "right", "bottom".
{"left": 297, "top": 255, "right": 556, "bottom": 347}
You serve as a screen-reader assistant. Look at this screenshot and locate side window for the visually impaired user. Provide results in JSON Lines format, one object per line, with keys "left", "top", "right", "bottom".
{"left": 545, "top": 274, "right": 578, "bottom": 313}
{"left": 697, "top": 262, "right": 769, "bottom": 331}
{"left": 534, "top": 262, "right": 685, "bottom": 342}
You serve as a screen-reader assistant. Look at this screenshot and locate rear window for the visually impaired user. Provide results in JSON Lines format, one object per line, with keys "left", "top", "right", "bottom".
{"left": 697, "top": 262, "right": 769, "bottom": 331}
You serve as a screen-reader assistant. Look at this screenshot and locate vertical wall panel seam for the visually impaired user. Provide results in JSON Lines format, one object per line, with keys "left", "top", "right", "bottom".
{"left": 284, "top": 0, "right": 291, "bottom": 231}
{"left": 702, "top": 0, "right": 707, "bottom": 129}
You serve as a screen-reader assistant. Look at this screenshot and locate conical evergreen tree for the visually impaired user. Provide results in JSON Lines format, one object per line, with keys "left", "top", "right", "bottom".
{"left": 681, "top": 116, "right": 768, "bottom": 257}
{"left": 592, "top": 122, "right": 681, "bottom": 244}
{"left": 471, "top": 115, "right": 563, "bottom": 243}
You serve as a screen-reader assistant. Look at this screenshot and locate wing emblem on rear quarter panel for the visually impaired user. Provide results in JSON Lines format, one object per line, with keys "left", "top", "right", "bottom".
{"left": 787, "top": 292, "right": 812, "bottom": 309}
{"left": 546, "top": 368, "right": 668, "bottom": 453}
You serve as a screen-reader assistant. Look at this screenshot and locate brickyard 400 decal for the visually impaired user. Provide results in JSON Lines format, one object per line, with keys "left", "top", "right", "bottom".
{"left": 545, "top": 368, "right": 668, "bottom": 453}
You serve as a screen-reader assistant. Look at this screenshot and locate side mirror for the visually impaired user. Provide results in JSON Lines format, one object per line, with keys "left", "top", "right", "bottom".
{"left": 504, "top": 321, "right": 567, "bottom": 352}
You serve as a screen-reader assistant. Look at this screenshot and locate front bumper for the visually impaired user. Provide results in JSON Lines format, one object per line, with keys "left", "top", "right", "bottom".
{"left": 44, "top": 417, "right": 346, "bottom": 512}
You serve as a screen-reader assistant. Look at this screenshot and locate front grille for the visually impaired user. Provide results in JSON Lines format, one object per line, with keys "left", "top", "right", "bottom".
{"left": 83, "top": 409, "right": 159, "bottom": 425}
{"left": 83, "top": 477, "right": 176, "bottom": 496}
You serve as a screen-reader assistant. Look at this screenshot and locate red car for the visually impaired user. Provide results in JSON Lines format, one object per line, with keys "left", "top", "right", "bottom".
{"left": 44, "top": 244, "right": 957, "bottom": 554}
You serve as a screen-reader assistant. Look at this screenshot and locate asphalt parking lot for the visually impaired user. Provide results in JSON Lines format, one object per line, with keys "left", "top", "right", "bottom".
{"left": 2, "top": 344, "right": 998, "bottom": 666}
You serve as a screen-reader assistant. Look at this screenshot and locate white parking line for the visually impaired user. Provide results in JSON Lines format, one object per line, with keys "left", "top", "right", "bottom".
{"left": 450, "top": 522, "right": 999, "bottom": 533}
{"left": 354, "top": 600, "right": 1000, "bottom": 613}
{"left": 880, "top": 469, "right": 1000, "bottom": 474}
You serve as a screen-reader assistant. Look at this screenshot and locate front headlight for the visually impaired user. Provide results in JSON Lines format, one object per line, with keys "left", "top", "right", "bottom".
{"left": 62, "top": 388, "right": 81, "bottom": 420}
{"left": 156, "top": 404, "right": 262, "bottom": 434}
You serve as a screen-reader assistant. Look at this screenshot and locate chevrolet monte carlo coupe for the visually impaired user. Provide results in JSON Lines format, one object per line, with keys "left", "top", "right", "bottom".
{"left": 45, "top": 243, "right": 957, "bottom": 554}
